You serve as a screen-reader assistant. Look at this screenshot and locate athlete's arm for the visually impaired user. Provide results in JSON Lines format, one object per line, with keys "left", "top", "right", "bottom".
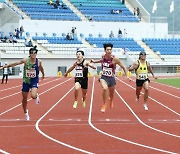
{"left": 129, "top": 61, "right": 138, "bottom": 72}
{"left": 64, "top": 62, "right": 77, "bottom": 77}
{"left": 39, "top": 60, "right": 45, "bottom": 80}
{"left": 85, "top": 60, "right": 96, "bottom": 69}
{"left": 0, "top": 59, "right": 26, "bottom": 70}
{"left": 147, "top": 62, "right": 157, "bottom": 79}
{"left": 115, "top": 58, "right": 131, "bottom": 81}
{"left": 90, "top": 59, "right": 102, "bottom": 63}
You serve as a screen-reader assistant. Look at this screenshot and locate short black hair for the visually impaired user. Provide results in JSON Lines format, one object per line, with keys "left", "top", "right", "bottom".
{"left": 139, "top": 51, "right": 146, "bottom": 56}
{"left": 103, "top": 43, "right": 113, "bottom": 50}
{"left": 76, "top": 48, "right": 84, "bottom": 56}
{"left": 29, "top": 45, "right": 38, "bottom": 54}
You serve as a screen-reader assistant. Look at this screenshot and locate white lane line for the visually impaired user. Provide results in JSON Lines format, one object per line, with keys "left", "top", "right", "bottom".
{"left": 128, "top": 78, "right": 180, "bottom": 99}
{"left": 88, "top": 77, "right": 176, "bottom": 154}
{"left": 0, "top": 77, "right": 61, "bottom": 101}
{"left": 35, "top": 87, "right": 94, "bottom": 154}
{"left": 115, "top": 90, "right": 180, "bottom": 138}
{"left": 149, "top": 85, "right": 180, "bottom": 99}
{"left": 0, "top": 149, "right": 10, "bottom": 154}
{"left": 116, "top": 78, "right": 180, "bottom": 116}
{"left": 0, "top": 78, "right": 72, "bottom": 116}
{"left": 151, "top": 80, "right": 180, "bottom": 90}
{"left": 0, "top": 77, "right": 51, "bottom": 92}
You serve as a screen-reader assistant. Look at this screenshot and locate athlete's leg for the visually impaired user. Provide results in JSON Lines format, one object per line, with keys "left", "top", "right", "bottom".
{"left": 1, "top": 75, "right": 5, "bottom": 84}
{"left": 74, "top": 82, "right": 81, "bottom": 101}
{"left": 73, "top": 82, "right": 81, "bottom": 109}
{"left": 22, "top": 91, "right": 29, "bottom": 113}
{"left": 143, "top": 81, "right": 149, "bottom": 103}
{"left": 108, "top": 86, "right": 114, "bottom": 108}
{"left": 81, "top": 88, "right": 87, "bottom": 108}
{"left": 136, "top": 86, "right": 142, "bottom": 100}
{"left": 142, "top": 81, "right": 149, "bottom": 111}
{"left": 81, "top": 88, "right": 87, "bottom": 102}
{"left": 100, "top": 79, "right": 109, "bottom": 105}
{"left": 5, "top": 75, "right": 8, "bottom": 83}
{"left": 31, "top": 87, "right": 38, "bottom": 99}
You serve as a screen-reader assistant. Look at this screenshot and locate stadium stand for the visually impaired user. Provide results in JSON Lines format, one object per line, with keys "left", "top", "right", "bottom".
{"left": 12, "top": 0, "right": 81, "bottom": 21}
{"left": 70, "top": 0, "right": 139, "bottom": 22}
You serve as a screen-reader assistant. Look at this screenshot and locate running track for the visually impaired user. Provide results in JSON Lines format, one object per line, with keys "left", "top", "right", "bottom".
{"left": 0, "top": 76, "right": 179, "bottom": 154}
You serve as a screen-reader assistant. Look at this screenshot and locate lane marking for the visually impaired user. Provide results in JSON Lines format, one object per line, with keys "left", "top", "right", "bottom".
{"left": 0, "top": 149, "right": 10, "bottom": 154}
{"left": 0, "top": 77, "right": 62, "bottom": 101}
{"left": 151, "top": 80, "right": 180, "bottom": 90}
{"left": 0, "top": 77, "right": 51, "bottom": 92}
{"left": 35, "top": 87, "right": 94, "bottom": 154}
{"left": 0, "top": 78, "right": 72, "bottom": 116}
{"left": 115, "top": 90, "right": 180, "bottom": 138}
{"left": 88, "top": 77, "right": 177, "bottom": 154}
{"left": 116, "top": 78, "right": 180, "bottom": 116}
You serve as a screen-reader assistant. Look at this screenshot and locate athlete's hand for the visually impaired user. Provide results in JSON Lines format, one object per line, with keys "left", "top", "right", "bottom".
{"left": 126, "top": 76, "right": 131, "bottom": 82}
{"left": 0, "top": 66, "right": 3, "bottom": 70}
{"left": 154, "top": 77, "right": 158, "bottom": 79}
{"left": 41, "top": 75, "right": 45, "bottom": 81}
{"left": 90, "top": 59, "right": 94, "bottom": 63}
{"left": 64, "top": 73, "right": 67, "bottom": 77}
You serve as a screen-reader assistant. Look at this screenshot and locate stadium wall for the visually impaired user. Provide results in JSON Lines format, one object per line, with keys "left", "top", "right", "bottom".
{"left": 19, "top": 20, "right": 168, "bottom": 39}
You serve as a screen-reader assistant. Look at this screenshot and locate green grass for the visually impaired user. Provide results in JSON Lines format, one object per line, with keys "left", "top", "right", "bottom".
{"left": 155, "top": 78, "right": 180, "bottom": 88}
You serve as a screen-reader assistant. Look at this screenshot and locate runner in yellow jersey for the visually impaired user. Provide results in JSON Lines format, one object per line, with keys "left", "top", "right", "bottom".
{"left": 129, "top": 51, "right": 157, "bottom": 111}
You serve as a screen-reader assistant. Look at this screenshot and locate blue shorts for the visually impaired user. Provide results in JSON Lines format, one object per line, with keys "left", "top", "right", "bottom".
{"left": 22, "top": 81, "right": 39, "bottom": 92}
{"left": 99, "top": 75, "right": 116, "bottom": 87}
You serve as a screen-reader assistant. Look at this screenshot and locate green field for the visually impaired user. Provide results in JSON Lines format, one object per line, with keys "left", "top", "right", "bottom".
{"left": 155, "top": 78, "right": 180, "bottom": 88}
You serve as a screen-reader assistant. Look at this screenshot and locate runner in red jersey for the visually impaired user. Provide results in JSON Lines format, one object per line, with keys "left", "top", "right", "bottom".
{"left": 91, "top": 43, "right": 130, "bottom": 113}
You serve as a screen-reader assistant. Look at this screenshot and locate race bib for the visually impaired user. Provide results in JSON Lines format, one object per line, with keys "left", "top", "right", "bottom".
{"left": 26, "top": 69, "right": 36, "bottom": 78}
{"left": 102, "top": 67, "right": 113, "bottom": 77}
{"left": 138, "top": 73, "right": 147, "bottom": 80}
{"left": 75, "top": 66, "right": 83, "bottom": 77}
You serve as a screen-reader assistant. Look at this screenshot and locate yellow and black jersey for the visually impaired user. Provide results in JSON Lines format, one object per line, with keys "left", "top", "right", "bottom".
{"left": 135, "top": 60, "right": 148, "bottom": 80}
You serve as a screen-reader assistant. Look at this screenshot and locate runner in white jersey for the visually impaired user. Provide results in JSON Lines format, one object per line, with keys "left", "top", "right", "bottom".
{"left": 91, "top": 43, "right": 131, "bottom": 113}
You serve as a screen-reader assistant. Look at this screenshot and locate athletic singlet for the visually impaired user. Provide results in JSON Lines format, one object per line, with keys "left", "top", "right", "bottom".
{"left": 23, "top": 58, "right": 39, "bottom": 84}
{"left": 75, "top": 59, "right": 88, "bottom": 78}
{"left": 101, "top": 55, "right": 115, "bottom": 77}
{"left": 135, "top": 60, "right": 148, "bottom": 80}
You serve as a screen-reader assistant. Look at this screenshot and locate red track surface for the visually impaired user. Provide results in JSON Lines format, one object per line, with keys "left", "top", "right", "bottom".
{"left": 0, "top": 76, "right": 179, "bottom": 154}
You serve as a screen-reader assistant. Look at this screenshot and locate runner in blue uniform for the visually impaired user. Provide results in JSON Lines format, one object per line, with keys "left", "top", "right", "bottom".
{"left": 0, "top": 46, "right": 45, "bottom": 120}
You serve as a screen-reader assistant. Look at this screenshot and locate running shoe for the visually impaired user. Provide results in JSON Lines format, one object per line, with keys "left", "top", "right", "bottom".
{"left": 25, "top": 110, "right": 30, "bottom": 121}
{"left": 35, "top": 93, "right": 40, "bottom": 104}
{"left": 143, "top": 103, "right": 148, "bottom": 111}
{"left": 73, "top": 101, "right": 78, "bottom": 109}
{"left": 101, "top": 104, "right": 107, "bottom": 113}
{"left": 82, "top": 98, "right": 86, "bottom": 108}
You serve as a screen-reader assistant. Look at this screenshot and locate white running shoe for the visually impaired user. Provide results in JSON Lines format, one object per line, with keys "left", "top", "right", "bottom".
{"left": 143, "top": 103, "right": 148, "bottom": 111}
{"left": 25, "top": 110, "right": 30, "bottom": 121}
{"left": 35, "top": 93, "right": 40, "bottom": 104}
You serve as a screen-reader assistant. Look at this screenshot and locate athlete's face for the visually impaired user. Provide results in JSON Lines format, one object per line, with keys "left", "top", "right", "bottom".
{"left": 29, "top": 50, "right": 37, "bottom": 59}
{"left": 139, "top": 54, "right": 146, "bottom": 60}
{"left": 76, "top": 52, "right": 83, "bottom": 60}
{"left": 105, "top": 47, "right": 112, "bottom": 56}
